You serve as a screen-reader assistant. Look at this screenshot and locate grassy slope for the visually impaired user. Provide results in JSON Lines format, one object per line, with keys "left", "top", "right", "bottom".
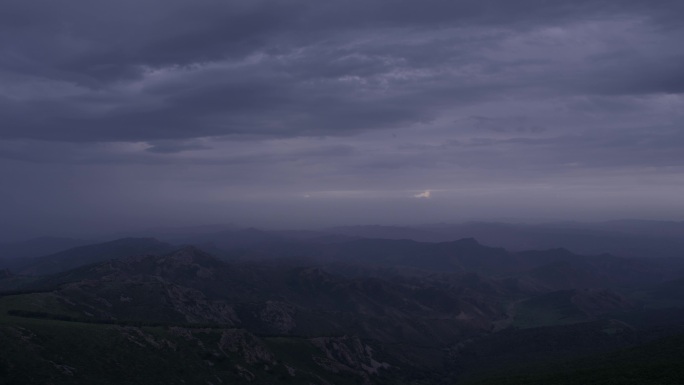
{"left": 460, "top": 333, "right": 684, "bottom": 385}
{"left": 0, "top": 294, "right": 363, "bottom": 385}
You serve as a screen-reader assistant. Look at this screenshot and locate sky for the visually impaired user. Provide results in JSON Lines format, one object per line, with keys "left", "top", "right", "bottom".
{"left": 1, "top": 0, "right": 684, "bottom": 239}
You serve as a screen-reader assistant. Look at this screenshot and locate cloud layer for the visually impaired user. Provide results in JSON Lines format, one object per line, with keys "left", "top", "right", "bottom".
{"left": 1, "top": 0, "right": 683, "bottom": 238}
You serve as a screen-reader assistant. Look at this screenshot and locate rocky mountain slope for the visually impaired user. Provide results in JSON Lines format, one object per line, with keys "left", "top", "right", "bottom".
{"left": 1, "top": 241, "right": 683, "bottom": 384}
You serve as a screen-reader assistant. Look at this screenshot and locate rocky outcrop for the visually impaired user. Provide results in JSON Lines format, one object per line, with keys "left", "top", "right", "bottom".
{"left": 219, "top": 329, "right": 275, "bottom": 364}
{"left": 163, "top": 283, "right": 238, "bottom": 325}
{"left": 259, "top": 300, "right": 296, "bottom": 333}
{"left": 311, "top": 335, "right": 390, "bottom": 380}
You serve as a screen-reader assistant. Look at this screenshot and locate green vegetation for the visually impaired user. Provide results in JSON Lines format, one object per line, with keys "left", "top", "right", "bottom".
{"left": 0, "top": 293, "right": 82, "bottom": 320}
{"left": 461, "top": 334, "right": 684, "bottom": 385}
{"left": 0, "top": 292, "right": 373, "bottom": 385}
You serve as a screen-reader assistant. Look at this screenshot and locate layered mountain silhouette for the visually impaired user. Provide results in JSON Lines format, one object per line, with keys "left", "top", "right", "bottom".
{"left": 1, "top": 230, "right": 683, "bottom": 384}
{"left": 15, "top": 237, "right": 175, "bottom": 276}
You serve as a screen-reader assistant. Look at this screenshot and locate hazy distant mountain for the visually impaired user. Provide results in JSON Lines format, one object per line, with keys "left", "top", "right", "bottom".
{"left": 562, "top": 219, "right": 684, "bottom": 238}
{"left": 119, "top": 223, "right": 240, "bottom": 241}
{"left": 326, "top": 225, "right": 446, "bottom": 242}
{"left": 421, "top": 221, "right": 684, "bottom": 259}
{"left": 184, "top": 227, "right": 291, "bottom": 249}
{"left": 86, "top": 220, "right": 684, "bottom": 262}
{"left": 216, "top": 236, "right": 678, "bottom": 287}
{"left": 19, "top": 237, "right": 174, "bottom": 276}
{"left": 0, "top": 237, "right": 90, "bottom": 271}
{"left": 326, "top": 221, "right": 684, "bottom": 259}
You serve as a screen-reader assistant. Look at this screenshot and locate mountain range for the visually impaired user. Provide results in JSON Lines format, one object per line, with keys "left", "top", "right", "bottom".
{"left": 1, "top": 224, "right": 683, "bottom": 384}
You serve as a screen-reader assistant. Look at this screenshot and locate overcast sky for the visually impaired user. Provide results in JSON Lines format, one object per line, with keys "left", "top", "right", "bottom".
{"left": 2, "top": 0, "right": 684, "bottom": 239}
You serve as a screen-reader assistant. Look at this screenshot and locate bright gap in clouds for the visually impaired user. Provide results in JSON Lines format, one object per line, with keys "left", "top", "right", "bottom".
{"left": 414, "top": 190, "right": 431, "bottom": 199}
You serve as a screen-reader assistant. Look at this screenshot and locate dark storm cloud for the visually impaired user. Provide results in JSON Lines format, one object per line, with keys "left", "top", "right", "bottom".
{"left": 2, "top": 0, "right": 684, "bottom": 238}
{"left": 2, "top": 0, "right": 683, "bottom": 145}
